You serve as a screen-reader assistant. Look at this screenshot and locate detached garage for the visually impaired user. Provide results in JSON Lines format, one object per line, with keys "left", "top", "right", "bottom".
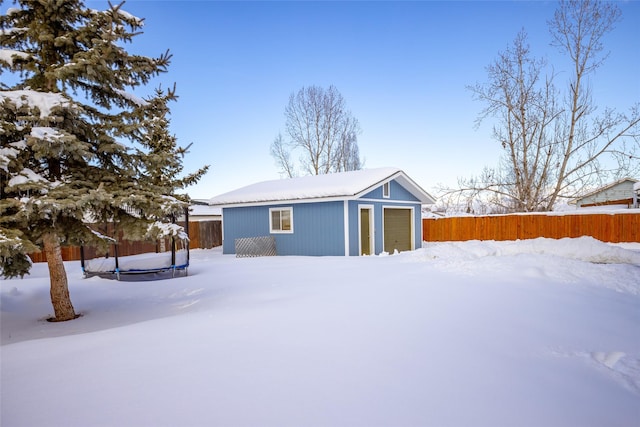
{"left": 208, "top": 168, "right": 435, "bottom": 256}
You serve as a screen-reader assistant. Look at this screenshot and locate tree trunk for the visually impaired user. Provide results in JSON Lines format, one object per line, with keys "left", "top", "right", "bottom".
{"left": 42, "top": 231, "right": 77, "bottom": 321}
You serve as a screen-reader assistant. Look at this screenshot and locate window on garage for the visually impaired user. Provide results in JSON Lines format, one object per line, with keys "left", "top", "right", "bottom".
{"left": 270, "top": 207, "right": 293, "bottom": 233}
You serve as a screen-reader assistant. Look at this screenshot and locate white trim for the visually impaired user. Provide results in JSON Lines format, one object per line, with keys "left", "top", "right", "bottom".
{"left": 343, "top": 201, "right": 349, "bottom": 256}
{"left": 221, "top": 208, "right": 226, "bottom": 248}
{"left": 212, "top": 193, "right": 433, "bottom": 210}
{"left": 215, "top": 196, "right": 424, "bottom": 210}
{"left": 269, "top": 206, "right": 294, "bottom": 234}
{"left": 382, "top": 205, "right": 415, "bottom": 252}
{"left": 382, "top": 181, "right": 390, "bottom": 198}
{"left": 357, "top": 198, "right": 422, "bottom": 205}
{"left": 358, "top": 204, "right": 375, "bottom": 256}
{"left": 213, "top": 195, "right": 355, "bottom": 209}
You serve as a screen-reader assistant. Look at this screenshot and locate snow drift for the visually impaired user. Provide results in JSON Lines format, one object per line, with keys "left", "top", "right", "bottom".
{"left": 1, "top": 237, "right": 639, "bottom": 427}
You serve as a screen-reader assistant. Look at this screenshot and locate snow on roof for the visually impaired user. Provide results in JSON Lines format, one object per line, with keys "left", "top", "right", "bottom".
{"left": 208, "top": 167, "right": 435, "bottom": 206}
{"left": 189, "top": 204, "right": 221, "bottom": 217}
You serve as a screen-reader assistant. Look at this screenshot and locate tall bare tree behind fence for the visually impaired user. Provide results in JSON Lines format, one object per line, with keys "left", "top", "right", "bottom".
{"left": 423, "top": 213, "right": 640, "bottom": 243}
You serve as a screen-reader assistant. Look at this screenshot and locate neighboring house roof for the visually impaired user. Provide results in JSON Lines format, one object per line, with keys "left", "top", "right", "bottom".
{"left": 574, "top": 178, "right": 638, "bottom": 200}
{"left": 571, "top": 177, "right": 639, "bottom": 208}
{"left": 188, "top": 204, "right": 221, "bottom": 217}
{"left": 208, "top": 167, "right": 436, "bottom": 207}
{"left": 572, "top": 178, "right": 638, "bottom": 201}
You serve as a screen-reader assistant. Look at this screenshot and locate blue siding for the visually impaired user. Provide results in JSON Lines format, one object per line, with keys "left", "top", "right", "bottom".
{"left": 276, "top": 201, "right": 345, "bottom": 256}
{"left": 221, "top": 206, "right": 270, "bottom": 254}
{"left": 347, "top": 201, "right": 360, "bottom": 255}
{"left": 360, "top": 179, "right": 420, "bottom": 202}
{"left": 390, "top": 180, "right": 420, "bottom": 202}
{"left": 222, "top": 179, "right": 423, "bottom": 256}
{"left": 347, "top": 199, "right": 422, "bottom": 256}
{"left": 222, "top": 201, "right": 345, "bottom": 256}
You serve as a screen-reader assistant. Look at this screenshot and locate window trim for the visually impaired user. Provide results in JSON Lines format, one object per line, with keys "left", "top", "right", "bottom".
{"left": 382, "top": 181, "right": 390, "bottom": 198}
{"left": 269, "top": 207, "right": 294, "bottom": 234}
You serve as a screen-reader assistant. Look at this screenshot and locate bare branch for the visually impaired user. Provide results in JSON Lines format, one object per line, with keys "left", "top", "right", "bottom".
{"left": 456, "top": 1, "right": 638, "bottom": 213}
{"left": 270, "top": 133, "right": 296, "bottom": 178}
{"left": 274, "top": 85, "right": 363, "bottom": 176}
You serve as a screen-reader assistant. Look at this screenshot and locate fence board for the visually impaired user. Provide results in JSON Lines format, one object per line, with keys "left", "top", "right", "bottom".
{"left": 423, "top": 212, "right": 640, "bottom": 243}
{"left": 197, "top": 221, "right": 222, "bottom": 249}
{"left": 28, "top": 220, "right": 222, "bottom": 263}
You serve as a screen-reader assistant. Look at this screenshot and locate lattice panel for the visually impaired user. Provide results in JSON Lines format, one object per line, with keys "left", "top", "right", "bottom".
{"left": 234, "top": 236, "right": 277, "bottom": 257}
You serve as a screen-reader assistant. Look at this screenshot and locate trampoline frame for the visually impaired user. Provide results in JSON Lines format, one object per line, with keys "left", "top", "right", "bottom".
{"left": 80, "top": 208, "right": 190, "bottom": 281}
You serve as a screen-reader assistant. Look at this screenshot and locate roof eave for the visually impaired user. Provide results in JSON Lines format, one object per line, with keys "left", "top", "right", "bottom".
{"left": 210, "top": 194, "right": 355, "bottom": 208}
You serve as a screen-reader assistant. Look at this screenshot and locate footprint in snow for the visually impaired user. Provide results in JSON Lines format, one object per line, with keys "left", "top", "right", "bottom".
{"left": 592, "top": 351, "right": 626, "bottom": 369}
{"left": 590, "top": 351, "right": 640, "bottom": 395}
{"left": 550, "top": 349, "right": 640, "bottom": 395}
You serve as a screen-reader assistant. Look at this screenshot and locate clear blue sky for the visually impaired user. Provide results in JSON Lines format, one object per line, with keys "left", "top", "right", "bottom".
{"left": 7, "top": 1, "right": 640, "bottom": 199}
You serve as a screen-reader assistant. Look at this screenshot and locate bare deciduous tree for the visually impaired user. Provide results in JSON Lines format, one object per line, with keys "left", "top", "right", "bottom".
{"left": 270, "top": 133, "right": 295, "bottom": 178}
{"left": 466, "top": 30, "right": 561, "bottom": 212}
{"left": 450, "top": 0, "right": 639, "bottom": 213}
{"left": 546, "top": 0, "right": 639, "bottom": 207}
{"left": 271, "top": 85, "right": 363, "bottom": 177}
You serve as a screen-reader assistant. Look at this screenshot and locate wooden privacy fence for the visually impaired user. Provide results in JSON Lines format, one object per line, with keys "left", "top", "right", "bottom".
{"left": 186, "top": 220, "right": 222, "bottom": 251}
{"left": 29, "top": 220, "right": 222, "bottom": 263}
{"left": 423, "top": 212, "right": 640, "bottom": 243}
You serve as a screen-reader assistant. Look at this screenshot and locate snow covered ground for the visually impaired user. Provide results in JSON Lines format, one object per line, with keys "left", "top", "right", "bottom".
{"left": 1, "top": 237, "right": 639, "bottom": 427}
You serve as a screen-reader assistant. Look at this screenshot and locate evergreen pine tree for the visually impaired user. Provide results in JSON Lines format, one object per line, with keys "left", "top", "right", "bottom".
{"left": 0, "top": 0, "right": 208, "bottom": 321}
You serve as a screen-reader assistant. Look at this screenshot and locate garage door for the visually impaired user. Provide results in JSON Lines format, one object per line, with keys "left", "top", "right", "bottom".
{"left": 383, "top": 208, "right": 412, "bottom": 253}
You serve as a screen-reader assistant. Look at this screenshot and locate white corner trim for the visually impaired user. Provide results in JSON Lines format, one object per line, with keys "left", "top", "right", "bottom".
{"left": 344, "top": 200, "right": 349, "bottom": 256}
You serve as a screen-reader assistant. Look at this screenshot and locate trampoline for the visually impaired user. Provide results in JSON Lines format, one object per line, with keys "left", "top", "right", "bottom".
{"left": 81, "top": 241, "right": 189, "bottom": 281}
{"left": 80, "top": 210, "right": 190, "bottom": 281}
